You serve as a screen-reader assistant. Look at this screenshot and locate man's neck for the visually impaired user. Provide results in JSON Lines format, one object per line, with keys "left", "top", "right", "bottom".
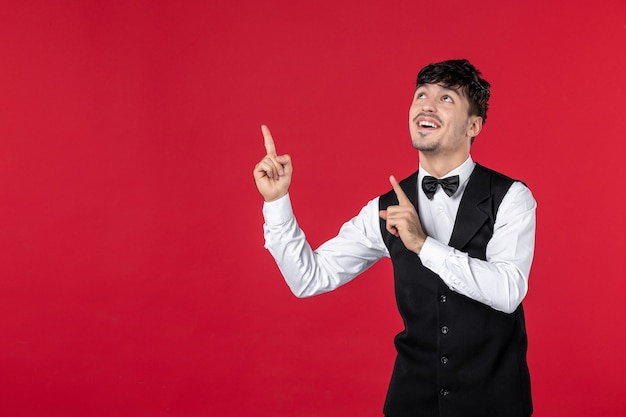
{"left": 419, "top": 153, "right": 469, "bottom": 178}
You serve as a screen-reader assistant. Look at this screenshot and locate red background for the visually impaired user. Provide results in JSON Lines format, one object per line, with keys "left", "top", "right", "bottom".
{"left": 1, "top": 1, "right": 625, "bottom": 416}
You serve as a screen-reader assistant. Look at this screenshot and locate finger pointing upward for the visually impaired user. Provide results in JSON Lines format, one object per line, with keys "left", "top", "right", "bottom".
{"left": 261, "top": 125, "right": 276, "bottom": 156}
{"left": 260, "top": 124, "right": 285, "bottom": 179}
{"left": 390, "top": 175, "right": 411, "bottom": 205}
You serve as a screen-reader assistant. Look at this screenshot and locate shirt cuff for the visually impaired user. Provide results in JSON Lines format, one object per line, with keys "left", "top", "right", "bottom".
{"left": 262, "top": 194, "right": 294, "bottom": 226}
{"left": 419, "top": 236, "right": 453, "bottom": 273}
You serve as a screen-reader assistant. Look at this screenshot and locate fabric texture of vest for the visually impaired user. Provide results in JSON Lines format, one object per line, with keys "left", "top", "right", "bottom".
{"left": 379, "top": 164, "right": 532, "bottom": 417}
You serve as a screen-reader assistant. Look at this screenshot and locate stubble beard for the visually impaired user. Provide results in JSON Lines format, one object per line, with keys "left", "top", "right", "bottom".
{"left": 412, "top": 131, "right": 439, "bottom": 153}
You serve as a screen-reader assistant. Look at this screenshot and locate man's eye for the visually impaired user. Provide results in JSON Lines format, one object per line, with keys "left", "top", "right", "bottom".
{"left": 416, "top": 93, "right": 426, "bottom": 99}
{"left": 442, "top": 95, "right": 453, "bottom": 103}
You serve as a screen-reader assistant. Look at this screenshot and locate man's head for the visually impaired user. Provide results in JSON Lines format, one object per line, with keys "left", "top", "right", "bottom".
{"left": 408, "top": 59, "right": 491, "bottom": 170}
{"left": 416, "top": 59, "right": 490, "bottom": 124}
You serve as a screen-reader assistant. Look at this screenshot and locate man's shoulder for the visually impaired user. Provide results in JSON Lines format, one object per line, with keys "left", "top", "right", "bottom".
{"left": 473, "top": 163, "right": 527, "bottom": 189}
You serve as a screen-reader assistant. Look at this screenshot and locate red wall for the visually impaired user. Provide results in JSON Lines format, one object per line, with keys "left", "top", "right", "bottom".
{"left": 1, "top": 0, "right": 625, "bottom": 416}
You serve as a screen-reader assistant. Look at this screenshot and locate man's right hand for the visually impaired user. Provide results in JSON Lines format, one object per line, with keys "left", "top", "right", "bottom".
{"left": 253, "top": 125, "right": 292, "bottom": 202}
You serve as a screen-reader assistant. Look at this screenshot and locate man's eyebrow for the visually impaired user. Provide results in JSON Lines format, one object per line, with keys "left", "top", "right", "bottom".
{"left": 439, "top": 85, "right": 462, "bottom": 97}
{"left": 416, "top": 84, "right": 463, "bottom": 97}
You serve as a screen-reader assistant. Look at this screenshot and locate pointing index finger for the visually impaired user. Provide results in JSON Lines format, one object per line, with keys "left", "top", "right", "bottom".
{"left": 261, "top": 125, "right": 277, "bottom": 156}
{"left": 390, "top": 175, "right": 411, "bottom": 205}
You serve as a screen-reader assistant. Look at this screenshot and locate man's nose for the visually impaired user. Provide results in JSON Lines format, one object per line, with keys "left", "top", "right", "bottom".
{"left": 420, "top": 97, "right": 436, "bottom": 112}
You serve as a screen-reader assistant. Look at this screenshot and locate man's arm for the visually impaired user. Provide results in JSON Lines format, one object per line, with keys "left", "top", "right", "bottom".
{"left": 254, "top": 125, "right": 388, "bottom": 297}
{"left": 263, "top": 195, "right": 388, "bottom": 297}
{"left": 379, "top": 176, "right": 536, "bottom": 314}
{"left": 419, "top": 182, "right": 536, "bottom": 313}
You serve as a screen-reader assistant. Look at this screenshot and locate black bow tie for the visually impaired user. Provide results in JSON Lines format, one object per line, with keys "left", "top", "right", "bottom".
{"left": 421, "top": 175, "right": 460, "bottom": 199}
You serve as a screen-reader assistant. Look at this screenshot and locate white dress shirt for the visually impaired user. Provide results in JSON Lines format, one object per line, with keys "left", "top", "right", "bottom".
{"left": 263, "top": 157, "right": 536, "bottom": 314}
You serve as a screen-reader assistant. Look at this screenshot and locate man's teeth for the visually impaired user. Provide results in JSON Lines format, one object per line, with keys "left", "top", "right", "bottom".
{"left": 419, "top": 121, "right": 438, "bottom": 128}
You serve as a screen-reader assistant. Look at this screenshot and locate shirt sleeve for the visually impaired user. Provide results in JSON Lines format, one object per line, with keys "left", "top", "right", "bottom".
{"left": 418, "top": 182, "right": 537, "bottom": 313}
{"left": 263, "top": 194, "right": 389, "bottom": 298}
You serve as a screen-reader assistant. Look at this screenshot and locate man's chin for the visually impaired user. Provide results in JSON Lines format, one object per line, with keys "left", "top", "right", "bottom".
{"left": 412, "top": 140, "right": 437, "bottom": 153}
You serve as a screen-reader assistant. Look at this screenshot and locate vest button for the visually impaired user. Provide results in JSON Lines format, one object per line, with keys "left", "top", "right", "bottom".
{"left": 441, "top": 326, "right": 449, "bottom": 334}
{"left": 441, "top": 356, "right": 449, "bottom": 364}
{"left": 439, "top": 295, "right": 447, "bottom": 303}
{"left": 440, "top": 388, "right": 450, "bottom": 396}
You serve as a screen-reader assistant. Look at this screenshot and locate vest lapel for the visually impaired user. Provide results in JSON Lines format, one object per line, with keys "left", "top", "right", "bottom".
{"left": 448, "top": 165, "right": 492, "bottom": 251}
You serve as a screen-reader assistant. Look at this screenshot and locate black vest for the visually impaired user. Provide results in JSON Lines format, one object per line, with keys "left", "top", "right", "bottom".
{"left": 379, "top": 164, "right": 532, "bottom": 417}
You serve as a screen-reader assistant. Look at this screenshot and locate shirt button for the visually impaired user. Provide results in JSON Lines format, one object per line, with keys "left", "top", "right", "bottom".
{"left": 440, "top": 388, "right": 450, "bottom": 397}
{"left": 439, "top": 295, "right": 447, "bottom": 303}
{"left": 441, "top": 356, "right": 449, "bottom": 364}
{"left": 441, "top": 326, "right": 449, "bottom": 334}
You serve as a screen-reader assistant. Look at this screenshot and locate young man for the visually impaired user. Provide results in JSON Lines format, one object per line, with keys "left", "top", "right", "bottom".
{"left": 253, "top": 59, "right": 536, "bottom": 417}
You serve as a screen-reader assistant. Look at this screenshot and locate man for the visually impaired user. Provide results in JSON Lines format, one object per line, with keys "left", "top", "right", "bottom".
{"left": 253, "top": 59, "right": 536, "bottom": 417}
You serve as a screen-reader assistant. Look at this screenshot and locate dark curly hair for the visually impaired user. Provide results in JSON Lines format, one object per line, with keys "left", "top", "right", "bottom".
{"left": 417, "top": 59, "right": 491, "bottom": 124}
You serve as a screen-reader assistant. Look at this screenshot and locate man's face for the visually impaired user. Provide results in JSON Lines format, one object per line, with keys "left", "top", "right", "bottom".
{"left": 408, "top": 83, "right": 482, "bottom": 156}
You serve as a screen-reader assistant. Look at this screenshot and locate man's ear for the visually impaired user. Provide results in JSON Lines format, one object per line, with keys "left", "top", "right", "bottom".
{"left": 467, "top": 116, "right": 483, "bottom": 138}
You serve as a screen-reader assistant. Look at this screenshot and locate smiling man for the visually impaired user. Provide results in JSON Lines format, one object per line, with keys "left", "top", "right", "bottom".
{"left": 253, "top": 59, "right": 537, "bottom": 417}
